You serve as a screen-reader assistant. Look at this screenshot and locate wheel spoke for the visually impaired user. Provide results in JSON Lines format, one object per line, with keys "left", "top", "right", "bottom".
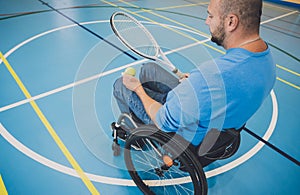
{"left": 124, "top": 128, "right": 207, "bottom": 194}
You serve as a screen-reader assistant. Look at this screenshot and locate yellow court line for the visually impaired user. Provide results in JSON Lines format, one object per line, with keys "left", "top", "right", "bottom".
{"left": 118, "top": 0, "right": 228, "bottom": 54}
{"left": 103, "top": 0, "right": 201, "bottom": 42}
{"left": 119, "top": 0, "right": 210, "bottom": 38}
{"left": 0, "top": 175, "right": 8, "bottom": 195}
{"left": 102, "top": 0, "right": 225, "bottom": 54}
{"left": 276, "top": 65, "right": 300, "bottom": 90}
{"left": 118, "top": 0, "right": 299, "bottom": 75}
{"left": 153, "top": 2, "right": 209, "bottom": 11}
{"left": 138, "top": 6, "right": 209, "bottom": 38}
{"left": 118, "top": 0, "right": 225, "bottom": 54}
{"left": 0, "top": 52, "right": 99, "bottom": 195}
{"left": 133, "top": 1, "right": 210, "bottom": 37}
{"left": 277, "top": 77, "right": 300, "bottom": 90}
{"left": 120, "top": 0, "right": 300, "bottom": 90}
{"left": 105, "top": 0, "right": 298, "bottom": 90}
{"left": 276, "top": 64, "right": 300, "bottom": 77}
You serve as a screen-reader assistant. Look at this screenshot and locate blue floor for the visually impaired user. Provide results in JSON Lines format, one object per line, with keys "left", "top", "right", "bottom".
{"left": 0, "top": 0, "right": 299, "bottom": 194}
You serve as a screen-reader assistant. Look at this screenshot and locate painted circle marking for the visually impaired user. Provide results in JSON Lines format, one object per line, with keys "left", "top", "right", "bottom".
{"left": 0, "top": 20, "right": 278, "bottom": 186}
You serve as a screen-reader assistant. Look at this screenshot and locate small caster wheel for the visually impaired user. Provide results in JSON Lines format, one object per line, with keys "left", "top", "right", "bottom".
{"left": 112, "top": 142, "right": 121, "bottom": 156}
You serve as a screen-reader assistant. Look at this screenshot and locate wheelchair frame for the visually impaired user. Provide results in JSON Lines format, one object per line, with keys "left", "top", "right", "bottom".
{"left": 111, "top": 113, "right": 241, "bottom": 195}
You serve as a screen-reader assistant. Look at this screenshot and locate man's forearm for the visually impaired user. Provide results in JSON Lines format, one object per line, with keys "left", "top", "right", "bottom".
{"left": 134, "top": 85, "right": 162, "bottom": 124}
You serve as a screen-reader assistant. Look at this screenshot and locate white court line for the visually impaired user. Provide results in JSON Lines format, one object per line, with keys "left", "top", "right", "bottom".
{"left": 0, "top": 59, "right": 145, "bottom": 112}
{"left": 0, "top": 90, "right": 278, "bottom": 186}
{"left": 0, "top": 8, "right": 284, "bottom": 186}
{"left": 0, "top": 40, "right": 207, "bottom": 112}
{"left": 0, "top": 20, "right": 208, "bottom": 112}
{"left": 205, "top": 90, "right": 278, "bottom": 177}
{"left": 264, "top": 2, "right": 299, "bottom": 12}
{"left": 0, "top": 122, "right": 135, "bottom": 186}
{"left": 261, "top": 10, "right": 299, "bottom": 24}
{"left": 1, "top": 10, "right": 298, "bottom": 113}
{"left": 0, "top": 31, "right": 208, "bottom": 112}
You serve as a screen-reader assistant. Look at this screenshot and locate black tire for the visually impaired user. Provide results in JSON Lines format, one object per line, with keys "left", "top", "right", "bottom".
{"left": 124, "top": 125, "right": 207, "bottom": 195}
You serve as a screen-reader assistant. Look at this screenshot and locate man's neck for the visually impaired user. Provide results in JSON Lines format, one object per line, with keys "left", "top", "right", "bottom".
{"left": 224, "top": 33, "right": 267, "bottom": 52}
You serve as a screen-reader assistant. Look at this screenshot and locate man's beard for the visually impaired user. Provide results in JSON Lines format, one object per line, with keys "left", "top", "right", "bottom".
{"left": 211, "top": 24, "right": 226, "bottom": 46}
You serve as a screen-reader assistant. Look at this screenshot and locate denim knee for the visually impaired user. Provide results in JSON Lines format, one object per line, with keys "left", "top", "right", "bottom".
{"left": 113, "top": 77, "right": 133, "bottom": 101}
{"left": 113, "top": 77, "right": 123, "bottom": 98}
{"left": 140, "top": 62, "right": 161, "bottom": 81}
{"left": 141, "top": 62, "right": 160, "bottom": 72}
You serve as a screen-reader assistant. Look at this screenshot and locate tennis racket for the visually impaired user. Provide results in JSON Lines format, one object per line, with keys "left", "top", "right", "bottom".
{"left": 110, "top": 11, "right": 185, "bottom": 79}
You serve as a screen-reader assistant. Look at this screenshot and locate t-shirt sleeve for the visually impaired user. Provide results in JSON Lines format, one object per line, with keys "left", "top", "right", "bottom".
{"left": 155, "top": 72, "right": 203, "bottom": 132}
{"left": 155, "top": 89, "right": 181, "bottom": 132}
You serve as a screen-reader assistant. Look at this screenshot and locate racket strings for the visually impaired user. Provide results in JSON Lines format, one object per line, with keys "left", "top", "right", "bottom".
{"left": 112, "top": 14, "right": 158, "bottom": 57}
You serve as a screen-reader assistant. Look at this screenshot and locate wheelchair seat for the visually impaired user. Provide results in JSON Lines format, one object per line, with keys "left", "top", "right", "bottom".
{"left": 195, "top": 127, "right": 243, "bottom": 167}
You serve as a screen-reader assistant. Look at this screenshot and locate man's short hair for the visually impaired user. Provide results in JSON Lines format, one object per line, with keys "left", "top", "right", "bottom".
{"left": 219, "top": 0, "right": 262, "bottom": 33}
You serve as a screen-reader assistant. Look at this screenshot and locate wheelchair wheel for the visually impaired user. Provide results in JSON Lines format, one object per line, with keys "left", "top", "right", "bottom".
{"left": 124, "top": 125, "right": 207, "bottom": 195}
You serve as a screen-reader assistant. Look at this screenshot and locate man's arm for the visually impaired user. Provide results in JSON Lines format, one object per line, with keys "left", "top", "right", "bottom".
{"left": 122, "top": 74, "right": 162, "bottom": 124}
{"left": 134, "top": 85, "right": 162, "bottom": 124}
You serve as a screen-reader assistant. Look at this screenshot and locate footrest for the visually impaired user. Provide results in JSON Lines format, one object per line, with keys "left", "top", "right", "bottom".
{"left": 111, "top": 122, "right": 128, "bottom": 141}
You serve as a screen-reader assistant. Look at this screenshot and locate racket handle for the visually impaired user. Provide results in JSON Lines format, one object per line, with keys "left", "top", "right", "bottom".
{"left": 172, "top": 68, "right": 186, "bottom": 79}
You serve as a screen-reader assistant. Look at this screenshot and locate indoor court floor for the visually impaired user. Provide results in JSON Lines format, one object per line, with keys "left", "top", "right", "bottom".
{"left": 0, "top": 0, "right": 299, "bottom": 194}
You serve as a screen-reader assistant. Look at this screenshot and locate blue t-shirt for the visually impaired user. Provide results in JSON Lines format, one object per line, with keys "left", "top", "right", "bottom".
{"left": 155, "top": 47, "right": 276, "bottom": 146}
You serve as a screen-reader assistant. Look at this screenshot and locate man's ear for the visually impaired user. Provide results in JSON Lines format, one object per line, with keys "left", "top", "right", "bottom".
{"left": 226, "top": 14, "right": 239, "bottom": 32}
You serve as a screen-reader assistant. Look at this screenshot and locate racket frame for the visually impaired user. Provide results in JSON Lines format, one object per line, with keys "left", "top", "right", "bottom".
{"left": 110, "top": 11, "right": 181, "bottom": 76}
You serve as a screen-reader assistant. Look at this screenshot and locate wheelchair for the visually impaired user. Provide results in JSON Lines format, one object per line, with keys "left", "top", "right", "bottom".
{"left": 111, "top": 113, "right": 242, "bottom": 195}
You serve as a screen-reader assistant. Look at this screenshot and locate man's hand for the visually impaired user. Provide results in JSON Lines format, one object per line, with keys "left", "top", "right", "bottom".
{"left": 179, "top": 73, "right": 190, "bottom": 83}
{"left": 122, "top": 74, "right": 142, "bottom": 92}
{"left": 122, "top": 73, "right": 162, "bottom": 125}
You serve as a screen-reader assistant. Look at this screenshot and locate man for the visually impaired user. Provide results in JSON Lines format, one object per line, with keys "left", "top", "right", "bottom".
{"left": 113, "top": 0, "right": 276, "bottom": 147}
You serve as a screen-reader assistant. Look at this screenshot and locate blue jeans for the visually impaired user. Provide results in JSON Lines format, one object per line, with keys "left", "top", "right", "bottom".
{"left": 113, "top": 62, "right": 179, "bottom": 124}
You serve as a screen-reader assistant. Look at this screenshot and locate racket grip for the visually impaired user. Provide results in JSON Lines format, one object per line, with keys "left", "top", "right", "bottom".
{"left": 172, "top": 68, "right": 186, "bottom": 79}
